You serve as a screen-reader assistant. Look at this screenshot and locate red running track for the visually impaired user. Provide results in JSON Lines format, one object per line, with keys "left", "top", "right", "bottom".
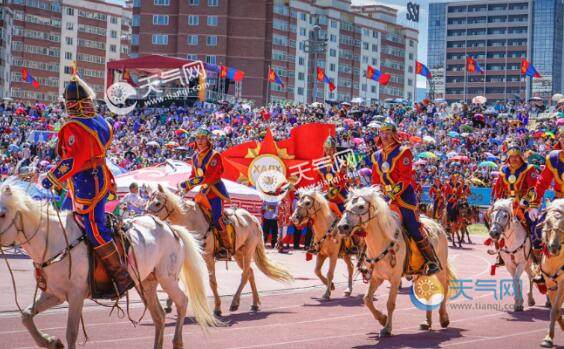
{"left": 0, "top": 236, "right": 560, "bottom": 349}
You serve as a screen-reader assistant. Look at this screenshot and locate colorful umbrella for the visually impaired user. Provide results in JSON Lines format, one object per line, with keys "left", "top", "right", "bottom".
{"left": 485, "top": 155, "right": 499, "bottom": 162}
{"left": 544, "top": 131, "right": 555, "bottom": 139}
{"left": 478, "top": 161, "right": 498, "bottom": 169}
{"left": 175, "top": 129, "right": 189, "bottom": 136}
{"left": 471, "top": 177, "right": 486, "bottom": 186}
{"left": 352, "top": 137, "right": 364, "bottom": 145}
{"left": 451, "top": 156, "right": 469, "bottom": 163}
{"left": 460, "top": 125, "right": 473, "bottom": 132}
{"left": 422, "top": 135, "right": 435, "bottom": 144}
{"left": 557, "top": 118, "right": 564, "bottom": 126}
{"left": 417, "top": 151, "right": 436, "bottom": 159}
{"left": 448, "top": 131, "right": 460, "bottom": 138}
{"left": 472, "top": 96, "right": 487, "bottom": 104}
{"left": 414, "top": 159, "right": 428, "bottom": 166}
{"left": 446, "top": 151, "right": 458, "bottom": 158}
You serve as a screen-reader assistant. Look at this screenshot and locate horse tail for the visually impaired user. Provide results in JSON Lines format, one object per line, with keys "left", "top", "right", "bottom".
{"left": 254, "top": 239, "right": 294, "bottom": 283}
{"left": 173, "top": 225, "right": 219, "bottom": 330}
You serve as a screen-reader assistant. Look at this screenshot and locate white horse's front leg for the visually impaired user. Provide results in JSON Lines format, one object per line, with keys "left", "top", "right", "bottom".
{"left": 205, "top": 255, "right": 222, "bottom": 316}
{"left": 323, "top": 255, "right": 338, "bottom": 300}
{"left": 21, "top": 292, "right": 64, "bottom": 348}
{"left": 525, "top": 264, "right": 536, "bottom": 307}
{"left": 66, "top": 292, "right": 86, "bottom": 349}
{"left": 512, "top": 262, "right": 525, "bottom": 312}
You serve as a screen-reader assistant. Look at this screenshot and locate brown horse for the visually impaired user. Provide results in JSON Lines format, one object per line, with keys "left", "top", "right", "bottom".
{"left": 145, "top": 184, "right": 293, "bottom": 316}
{"left": 290, "top": 189, "right": 356, "bottom": 300}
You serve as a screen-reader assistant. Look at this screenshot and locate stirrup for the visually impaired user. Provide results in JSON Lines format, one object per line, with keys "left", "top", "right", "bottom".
{"left": 215, "top": 248, "right": 231, "bottom": 261}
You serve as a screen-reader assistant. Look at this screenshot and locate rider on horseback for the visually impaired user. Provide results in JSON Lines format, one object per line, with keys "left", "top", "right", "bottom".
{"left": 371, "top": 119, "right": 441, "bottom": 275}
{"left": 318, "top": 135, "right": 349, "bottom": 213}
{"left": 179, "top": 127, "right": 232, "bottom": 260}
{"left": 429, "top": 178, "right": 445, "bottom": 220}
{"left": 444, "top": 173, "right": 462, "bottom": 233}
{"left": 529, "top": 127, "right": 564, "bottom": 283}
{"left": 491, "top": 143, "right": 540, "bottom": 267}
{"left": 39, "top": 72, "right": 133, "bottom": 295}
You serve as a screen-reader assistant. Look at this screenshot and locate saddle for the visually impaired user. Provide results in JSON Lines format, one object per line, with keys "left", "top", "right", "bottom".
{"left": 402, "top": 229, "right": 426, "bottom": 276}
{"left": 87, "top": 214, "right": 133, "bottom": 299}
{"left": 196, "top": 202, "right": 236, "bottom": 256}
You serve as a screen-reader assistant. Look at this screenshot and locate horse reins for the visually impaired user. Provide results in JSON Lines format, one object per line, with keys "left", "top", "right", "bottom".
{"left": 491, "top": 207, "right": 531, "bottom": 262}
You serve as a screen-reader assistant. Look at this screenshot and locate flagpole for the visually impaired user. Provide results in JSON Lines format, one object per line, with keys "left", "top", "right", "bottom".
{"left": 266, "top": 65, "right": 271, "bottom": 106}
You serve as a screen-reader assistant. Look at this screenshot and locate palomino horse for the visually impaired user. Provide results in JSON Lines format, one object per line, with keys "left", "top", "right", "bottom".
{"left": 538, "top": 199, "right": 564, "bottom": 348}
{"left": 0, "top": 181, "right": 216, "bottom": 349}
{"left": 488, "top": 199, "right": 535, "bottom": 311}
{"left": 337, "top": 187, "right": 454, "bottom": 336}
{"left": 290, "top": 189, "right": 356, "bottom": 300}
{"left": 145, "top": 184, "right": 293, "bottom": 316}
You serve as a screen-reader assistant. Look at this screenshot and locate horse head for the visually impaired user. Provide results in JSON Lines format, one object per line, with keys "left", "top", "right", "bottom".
{"left": 488, "top": 199, "right": 513, "bottom": 241}
{"left": 0, "top": 182, "right": 39, "bottom": 247}
{"left": 542, "top": 199, "right": 564, "bottom": 256}
{"left": 145, "top": 184, "right": 177, "bottom": 220}
{"left": 290, "top": 189, "right": 325, "bottom": 228}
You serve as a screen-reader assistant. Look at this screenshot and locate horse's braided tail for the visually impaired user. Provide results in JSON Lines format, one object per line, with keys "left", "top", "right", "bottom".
{"left": 173, "top": 225, "right": 220, "bottom": 330}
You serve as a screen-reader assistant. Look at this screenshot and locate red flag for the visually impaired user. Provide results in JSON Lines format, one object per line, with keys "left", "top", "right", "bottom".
{"left": 219, "top": 65, "right": 227, "bottom": 78}
{"left": 21, "top": 68, "right": 40, "bottom": 89}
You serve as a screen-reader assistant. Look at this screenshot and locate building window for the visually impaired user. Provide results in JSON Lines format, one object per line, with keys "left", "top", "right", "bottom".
{"left": 409, "top": 53, "right": 413, "bottom": 60}
{"left": 372, "top": 44, "right": 377, "bottom": 52}
{"left": 205, "top": 55, "right": 216, "bottom": 64}
{"left": 297, "top": 87, "right": 304, "bottom": 95}
{"left": 64, "top": 66, "right": 72, "bottom": 74}
{"left": 330, "top": 34, "right": 336, "bottom": 42}
{"left": 188, "top": 15, "right": 199, "bottom": 26}
{"left": 66, "top": 7, "right": 74, "bottom": 16}
{"left": 188, "top": 0, "right": 199, "bottom": 5}
{"left": 187, "top": 54, "right": 198, "bottom": 60}
{"left": 371, "top": 86, "right": 376, "bottom": 93}
{"left": 132, "top": 34, "right": 139, "bottom": 45}
{"left": 152, "top": 34, "right": 168, "bottom": 45}
{"left": 188, "top": 35, "right": 198, "bottom": 45}
{"left": 299, "top": 27, "right": 306, "bottom": 36}
{"left": 66, "top": 22, "right": 74, "bottom": 30}
{"left": 132, "top": 15, "right": 140, "bottom": 26}
{"left": 408, "top": 66, "right": 413, "bottom": 73}
{"left": 65, "top": 37, "right": 73, "bottom": 45}
{"left": 330, "top": 63, "right": 335, "bottom": 72}
{"left": 154, "top": 0, "right": 170, "bottom": 5}
{"left": 331, "top": 20, "right": 337, "bottom": 28}
{"left": 299, "top": 12, "right": 306, "bottom": 21}
{"left": 206, "top": 35, "right": 217, "bottom": 46}
{"left": 207, "top": 0, "right": 218, "bottom": 7}
{"left": 329, "top": 49, "right": 336, "bottom": 57}
{"left": 408, "top": 79, "right": 413, "bottom": 86}
{"left": 65, "top": 52, "right": 72, "bottom": 60}
{"left": 298, "top": 57, "right": 304, "bottom": 65}
{"left": 110, "top": 30, "right": 117, "bottom": 39}
{"left": 133, "top": 0, "right": 141, "bottom": 6}
{"left": 110, "top": 16, "right": 118, "bottom": 24}
{"left": 153, "top": 15, "right": 169, "bottom": 25}
{"left": 298, "top": 72, "right": 304, "bottom": 80}
{"left": 110, "top": 44, "right": 117, "bottom": 53}
{"left": 207, "top": 16, "right": 218, "bottom": 26}
{"left": 372, "top": 58, "right": 377, "bottom": 65}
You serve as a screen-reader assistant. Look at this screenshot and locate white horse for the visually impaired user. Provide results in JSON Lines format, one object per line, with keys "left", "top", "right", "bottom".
{"left": 488, "top": 199, "right": 535, "bottom": 311}
{"left": 145, "top": 184, "right": 293, "bottom": 315}
{"left": 538, "top": 199, "right": 564, "bottom": 348}
{"left": 337, "top": 187, "right": 454, "bottom": 336}
{"left": 290, "top": 189, "right": 356, "bottom": 300}
{"left": 0, "top": 182, "right": 217, "bottom": 349}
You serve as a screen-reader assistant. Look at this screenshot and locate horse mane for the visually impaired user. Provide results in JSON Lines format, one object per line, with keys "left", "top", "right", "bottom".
{"left": 349, "top": 187, "right": 400, "bottom": 241}
{"left": 492, "top": 198, "right": 513, "bottom": 213}
{"left": 160, "top": 186, "right": 191, "bottom": 215}
{"left": 298, "top": 188, "right": 332, "bottom": 219}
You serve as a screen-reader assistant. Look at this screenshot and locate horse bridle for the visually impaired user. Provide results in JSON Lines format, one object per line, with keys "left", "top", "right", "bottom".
{"left": 0, "top": 208, "right": 44, "bottom": 248}
{"left": 148, "top": 192, "right": 175, "bottom": 221}
{"left": 342, "top": 196, "right": 377, "bottom": 233}
{"left": 295, "top": 194, "right": 322, "bottom": 226}
{"left": 490, "top": 206, "right": 514, "bottom": 240}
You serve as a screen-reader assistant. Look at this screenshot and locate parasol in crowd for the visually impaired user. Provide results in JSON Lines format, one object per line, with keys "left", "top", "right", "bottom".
{"left": 417, "top": 151, "right": 436, "bottom": 159}
{"left": 472, "top": 96, "right": 487, "bottom": 104}
{"left": 478, "top": 161, "right": 498, "bottom": 169}
{"left": 422, "top": 135, "right": 436, "bottom": 144}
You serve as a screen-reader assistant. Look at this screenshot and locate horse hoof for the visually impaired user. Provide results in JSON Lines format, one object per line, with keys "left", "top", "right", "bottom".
{"left": 49, "top": 338, "right": 64, "bottom": 349}
{"left": 419, "top": 323, "right": 431, "bottom": 331}
{"left": 344, "top": 291, "right": 352, "bottom": 297}
{"left": 250, "top": 305, "right": 259, "bottom": 312}
{"left": 379, "top": 328, "right": 392, "bottom": 338}
{"left": 331, "top": 283, "right": 335, "bottom": 291}
{"left": 441, "top": 320, "right": 450, "bottom": 328}
{"left": 545, "top": 300, "right": 552, "bottom": 308}
{"left": 541, "top": 339, "right": 553, "bottom": 348}
{"left": 322, "top": 293, "right": 331, "bottom": 301}
{"left": 214, "top": 309, "right": 222, "bottom": 317}
{"left": 229, "top": 305, "right": 239, "bottom": 312}
{"left": 528, "top": 299, "right": 536, "bottom": 307}
{"left": 164, "top": 306, "right": 173, "bottom": 314}
{"left": 514, "top": 305, "right": 524, "bottom": 312}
